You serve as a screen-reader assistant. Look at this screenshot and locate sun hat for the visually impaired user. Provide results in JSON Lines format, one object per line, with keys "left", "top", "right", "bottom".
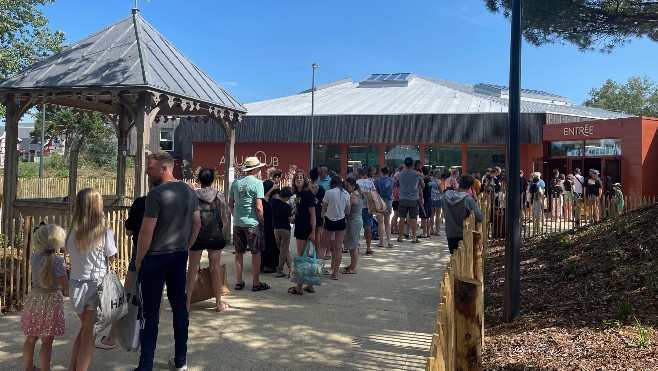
{"left": 241, "top": 157, "right": 264, "bottom": 172}
{"left": 613, "top": 182, "right": 621, "bottom": 187}
{"left": 404, "top": 157, "right": 413, "bottom": 166}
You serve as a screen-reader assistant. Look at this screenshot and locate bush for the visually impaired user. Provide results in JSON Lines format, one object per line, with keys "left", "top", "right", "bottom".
{"left": 17, "top": 161, "right": 39, "bottom": 178}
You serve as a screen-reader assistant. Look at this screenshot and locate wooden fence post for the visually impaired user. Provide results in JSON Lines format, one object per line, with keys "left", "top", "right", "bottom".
{"left": 454, "top": 276, "right": 484, "bottom": 371}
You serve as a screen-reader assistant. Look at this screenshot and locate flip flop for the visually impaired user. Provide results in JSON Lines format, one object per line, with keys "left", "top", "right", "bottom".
{"left": 342, "top": 268, "right": 357, "bottom": 274}
{"left": 303, "top": 286, "right": 316, "bottom": 293}
{"left": 235, "top": 282, "right": 246, "bottom": 290}
{"left": 288, "top": 287, "right": 303, "bottom": 295}
{"left": 331, "top": 275, "right": 339, "bottom": 280}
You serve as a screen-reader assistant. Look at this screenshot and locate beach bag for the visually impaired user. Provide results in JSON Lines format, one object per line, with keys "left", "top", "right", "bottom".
{"left": 115, "top": 279, "right": 143, "bottom": 352}
{"left": 92, "top": 233, "right": 128, "bottom": 336}
{"left": 190, "top": 264, "right": 230, "bottom": 304}
{"left": 371, "top": 217, "right": 379, "bottom": 240}
{"left": 290, "top": 242, "right": 324, "bottom": 286}
{"left": 365, "top": 190, "right": 387, "bottom": 214}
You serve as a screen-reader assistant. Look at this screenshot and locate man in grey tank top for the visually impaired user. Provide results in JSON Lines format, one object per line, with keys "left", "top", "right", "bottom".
{"left": 395, "top": 157, "right": 424, "bottom": 243}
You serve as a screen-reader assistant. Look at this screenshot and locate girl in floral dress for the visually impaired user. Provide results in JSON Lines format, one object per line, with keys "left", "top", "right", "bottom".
{"left": 21, "top": 223, "right": 69, "bottom": 371}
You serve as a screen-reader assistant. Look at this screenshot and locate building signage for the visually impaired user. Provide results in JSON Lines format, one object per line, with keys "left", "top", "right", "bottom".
{"left": 563, "top": 124, "right": 594, "bottom": 137}
{"left": 219, "top": 151, "right": 280, "bottom": 168}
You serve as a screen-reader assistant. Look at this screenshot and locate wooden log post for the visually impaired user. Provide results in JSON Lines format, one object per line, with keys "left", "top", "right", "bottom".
{"left": 454, "top": 276, "right": 484, "bottom": 371}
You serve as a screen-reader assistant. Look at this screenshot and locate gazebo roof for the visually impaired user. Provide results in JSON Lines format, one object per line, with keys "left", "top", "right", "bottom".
{"left": 0, "top": 9, "right": 246, "bottom": 113}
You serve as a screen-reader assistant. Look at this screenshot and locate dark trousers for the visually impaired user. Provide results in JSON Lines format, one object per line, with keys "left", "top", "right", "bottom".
{"left": 138, "top": 251, "right": 189, "bottom": 370}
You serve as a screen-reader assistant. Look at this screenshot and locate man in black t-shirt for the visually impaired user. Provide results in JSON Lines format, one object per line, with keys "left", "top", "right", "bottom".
{"left": 584, "top": 169, "right": 603, "bottom": 222}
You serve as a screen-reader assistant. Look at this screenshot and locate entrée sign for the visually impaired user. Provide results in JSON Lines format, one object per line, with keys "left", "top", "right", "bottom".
{"left": 563, "top": 124, "right": 594, "bottom": 137}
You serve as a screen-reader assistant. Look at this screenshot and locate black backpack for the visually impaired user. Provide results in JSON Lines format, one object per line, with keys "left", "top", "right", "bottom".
{"left": 198, "top": 196, "right": 223, "bottom": 241}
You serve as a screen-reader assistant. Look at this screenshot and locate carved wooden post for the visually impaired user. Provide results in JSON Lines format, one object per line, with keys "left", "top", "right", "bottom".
{"left": 134, "top": 93, "right": 148, "bottom": 198}
{"left": 454, "top": 276, "right": 483, "bottom": 371}
{"left": 115, "top": 111, "right": 130, "bottom": 200}
{"left": 2, "top": 97, "right": 18, "bottom": 230}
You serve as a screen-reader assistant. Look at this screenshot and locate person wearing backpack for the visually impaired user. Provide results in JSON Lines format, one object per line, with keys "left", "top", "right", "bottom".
{"left": 185, "top": 168, "right": 229, "bottom": 312}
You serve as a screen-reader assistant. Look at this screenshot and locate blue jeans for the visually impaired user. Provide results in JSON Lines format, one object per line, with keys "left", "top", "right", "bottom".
{"left": 138, "top": 251, "right": 189, "bottom": 370}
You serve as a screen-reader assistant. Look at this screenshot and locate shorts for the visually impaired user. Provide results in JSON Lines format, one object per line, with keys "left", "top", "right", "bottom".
{"left": 447, "top": 237, "right": 462, "bottom": 254}
{"left": 294, "top": 220, "right": 313, "bottom": 240}
{"left": 383, "top": 199, "right": 393, "bottom": 215}
{"left": 190, "top": 236, "right": 227, "bottom": 251}
{"left": 361, "top": 208, "right": 374, "bottom": 228}
{"left": 233, "top": 225, "right": 264, "bottom": 255}
{"left": 432, "top": 199, "right": 443, "bottom": 208}
{"left": 392, "top": 201, "right": 399, "bottom": 211}
{"left": 323, "top": 217, "right": 346, "bottom": 232}
{"left": 70, "top": 279, "right": 100, "bottom": 314}
{"left": 421, "top": 200, "right": 432, "bottom": 219}
{"left": 316, "top": 212, "right": 324, "bottom": 228}
{"left": 398, "top": 199, "right": 419, "bottom": 219}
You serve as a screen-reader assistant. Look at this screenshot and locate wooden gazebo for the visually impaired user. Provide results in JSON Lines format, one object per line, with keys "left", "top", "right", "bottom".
{"left": 0, "top": 8, "right": 246, "bottom": 225}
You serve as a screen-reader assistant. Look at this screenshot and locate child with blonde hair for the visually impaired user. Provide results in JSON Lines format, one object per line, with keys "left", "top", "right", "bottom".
{"left": 67, "top": 188, "right": 117, "bottom": 371}
{"left": 21, "top": 223, "right": 69, "bottom": 371}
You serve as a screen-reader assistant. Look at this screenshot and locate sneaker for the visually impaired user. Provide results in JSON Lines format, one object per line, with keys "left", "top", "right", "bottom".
{"left": 168, "top": 356, "right": 187, "bottom": 371}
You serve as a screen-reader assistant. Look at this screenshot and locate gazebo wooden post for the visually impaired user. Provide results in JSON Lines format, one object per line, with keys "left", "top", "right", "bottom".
{"left": 134, "top": 92, "right": 149, "bottom": 198}
{"left": 221, "top": 114, "right": 237, "bottom": 240}
{"left": 115, "top": 110, "right": 130, "bottom": 201}
{"left": 2, "top": 97, "right": 19, "bottom": 230}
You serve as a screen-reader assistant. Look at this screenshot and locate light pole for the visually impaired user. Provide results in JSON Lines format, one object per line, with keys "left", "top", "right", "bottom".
{"left": 310, "top": 63, "right": 318, "bottom": 169}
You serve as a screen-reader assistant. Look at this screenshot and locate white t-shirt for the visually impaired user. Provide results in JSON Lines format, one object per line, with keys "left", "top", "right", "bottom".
{"left": 67, "top": 228, "right": 117, "bottom": 281}
{"left": 573, "top": 174, "right": 585, "bottom": 193}
{"left": 323, "top": 188, "right": 351, "bottom": 221}
{"left": 356, "top": 178, "right": 376, "bottom": 193}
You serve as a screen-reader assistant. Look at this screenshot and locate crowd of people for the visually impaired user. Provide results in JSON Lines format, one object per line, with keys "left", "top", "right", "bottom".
{"left": 19, "top": 152, "right": 489, "bottom": 371}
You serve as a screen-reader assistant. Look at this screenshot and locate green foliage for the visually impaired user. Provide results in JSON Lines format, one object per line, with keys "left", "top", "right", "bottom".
{"left": 17, "top": 161, "right": 39, "bottom": 178}
{"left": 82, "top": 126, "right": 117, "bottom": 169}
{"left": 631, "top": 316, "right": 653, "bottom": 348}
{"left": 602, "top": 319, "right": 621, "bottom": 328}
{"left": 617, "top": 301, "right": 634, "bottom": 319}
{"left": 484, "top": 1, "right": 658, "bottom": 52}
{"left": 583, "top": 76, "right": 658, "bottom": 116}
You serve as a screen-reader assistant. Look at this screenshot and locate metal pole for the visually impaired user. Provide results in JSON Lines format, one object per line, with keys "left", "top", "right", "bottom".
{"left": 310, "top": 63, "right": 317, "bottom": 169}
{"left": 39, "top": 102, "right": 45, "bottom": 198}
{"left": 504, "top": 0, "right": 522, "bottom": 322}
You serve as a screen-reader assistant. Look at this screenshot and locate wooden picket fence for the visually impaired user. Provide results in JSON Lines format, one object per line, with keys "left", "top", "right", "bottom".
{"left": 0, "top": 177, "right": 226, "bottom": 200}
{"left": 427, "top": 197, "right": 488, "bottom": 371}
{"left": 490, "top": 194, "right": 658, "bottom": 239}
{"left": 0, "top": 210, "right": 130, "bottom": 312}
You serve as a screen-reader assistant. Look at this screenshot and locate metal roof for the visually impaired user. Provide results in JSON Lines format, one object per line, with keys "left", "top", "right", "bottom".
{"left": 245, "top": 74, "right": 631, "bottom": 119}
{"left": 0, "top": 10, "right": 245, "bottom": 113}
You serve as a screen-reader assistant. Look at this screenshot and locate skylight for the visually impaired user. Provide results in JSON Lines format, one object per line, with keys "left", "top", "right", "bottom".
{"left": 359, "top": 73, "right": 413, "bottom": 87}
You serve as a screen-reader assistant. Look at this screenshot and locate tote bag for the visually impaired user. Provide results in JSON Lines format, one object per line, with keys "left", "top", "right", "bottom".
{"left": 115, "top": 279, "right": 142, "bottom": 352}
{"left": 290, "top": 242, "right": 324, "bottom": 286}
{"left": 364, "top": 189, "right": 387, "bottom": 214}
{"left": 190, "top": 264, "right": 230, "bottom": 304}
{"left": 93, "top": 261, "right": 128, "bottom": 335}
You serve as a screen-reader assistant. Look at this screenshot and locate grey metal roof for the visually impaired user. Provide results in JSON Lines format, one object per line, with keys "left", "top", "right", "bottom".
{"left": 245, "top": 74, "right": 631, "bottom": 120}
{"left": 0, "top": 10, "right": 245, "bottom": 113}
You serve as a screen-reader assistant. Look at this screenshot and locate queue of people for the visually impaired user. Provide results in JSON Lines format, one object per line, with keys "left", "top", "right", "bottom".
{"left": 19, "top": 153, "right": 486, "bottom": 371}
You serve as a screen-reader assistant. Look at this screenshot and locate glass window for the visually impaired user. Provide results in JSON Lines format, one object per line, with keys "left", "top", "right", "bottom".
{"left": 466, "top": 146, "right": 506, "bottom": 178}
{"left": 384, "top": 145, "right": 420, "bottom": 172}
{"left": 312, "top": 145, "right": 342, "bottom": 175}
{"left": 424, "top": 146, "right": 462, "bottom": 178}
{"left": 348, "top": 145, "right": 380, "bottom": 174}
{"left": 549, "top": 141, "right": 583, "bottom": 157}
{"left": 585, "top": 138, "right": 621, "bottom": 156}
{"left": 160, "top": 128, "right": 174, "bottom": 151}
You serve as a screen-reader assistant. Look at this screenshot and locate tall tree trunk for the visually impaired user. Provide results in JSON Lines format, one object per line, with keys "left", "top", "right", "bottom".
{"left": 68, "top": 150, "right": 79, "bottom": 215}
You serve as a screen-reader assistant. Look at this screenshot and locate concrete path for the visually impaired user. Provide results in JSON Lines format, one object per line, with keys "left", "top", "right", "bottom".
{"left": 0, "top": 232, "right": 450, "bottom": 370}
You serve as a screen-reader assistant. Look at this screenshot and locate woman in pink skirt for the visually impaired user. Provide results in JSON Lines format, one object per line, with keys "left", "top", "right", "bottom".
{"left": 21, "top": 223, "right": 69, "bottom": 371}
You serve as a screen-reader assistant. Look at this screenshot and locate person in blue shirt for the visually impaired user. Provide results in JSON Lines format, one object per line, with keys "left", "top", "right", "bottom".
{"left": 316, "top": 164, "right": 331, "bottom": 191}
{"left": 375, "top": 166, "right": 395, "bottom": 247}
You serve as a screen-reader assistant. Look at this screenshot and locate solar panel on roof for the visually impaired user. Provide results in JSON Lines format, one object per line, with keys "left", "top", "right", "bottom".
{"left": 398, "top": 73, "right": 410, "bottom": 80}
{"left": 366, "top": 75, "right": 380, "bottom": 81}
{"left": 375, "top": 74, "right": 389, "bottom": 80}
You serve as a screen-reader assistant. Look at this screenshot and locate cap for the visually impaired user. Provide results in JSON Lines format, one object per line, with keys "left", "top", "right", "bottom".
{"left": 613, "top": 182, "right": 621, "bottom": 187}
{"left": 593, "top": 170, "right": 600, "bottom": 174}
{"left": 404, "top": 157, "right": 413, "bottom": 166}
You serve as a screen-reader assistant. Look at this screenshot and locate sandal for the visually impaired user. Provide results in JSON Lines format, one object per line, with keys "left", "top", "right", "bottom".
{"left": 288, "top": 287, "right": 303, "bottom": 295}
{"left": 251, "top": 282, "right": 270, "bottom": 291}
{"left": 331, "top": 275, "right": 339, "bottom": 280}
{"left": 411, "top": 239, "right": 421, "bottom": 244}
{"left": 366, "top": 250, "right": 373, "bottom": 255}
{"left": 303, "top": 286, "right": 315, "bottom": 293}
{"left": 235, "top": 282, "right": 246, "bottom": 290}
{"left": 275, "top": 272, "right": 289, "bottom": 278}
{"left": 342, "top": 267, "right": 357, "bottom": 274}
{"left": 397, "top": 237, "right": 404, "bottom": 242}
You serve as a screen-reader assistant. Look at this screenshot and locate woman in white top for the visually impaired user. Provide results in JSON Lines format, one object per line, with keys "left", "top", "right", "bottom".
{"left": 430, "top": 170, "right": 444, "bottom": 235}
{"left": 67, "top": 188, "right": 117, "bottom": 371}
{"left": 321, "top": 176, "right": 351, "bottom": 281}
{"left": 356, "top": 166, "right": 376, "bottom": 255}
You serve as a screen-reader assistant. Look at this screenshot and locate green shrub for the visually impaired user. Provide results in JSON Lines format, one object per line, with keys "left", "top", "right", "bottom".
{"left": 17, "top": 162, "right": 39, "bottom": 178}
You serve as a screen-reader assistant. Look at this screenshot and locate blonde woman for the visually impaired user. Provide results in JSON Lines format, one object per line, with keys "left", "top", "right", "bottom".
{"left": 67, "top": 188, "right": 117, "bottom": 371}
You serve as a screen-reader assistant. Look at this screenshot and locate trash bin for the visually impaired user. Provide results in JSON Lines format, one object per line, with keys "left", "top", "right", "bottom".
{"left": 492, "top": 206, "right": 506, "bottom": 238}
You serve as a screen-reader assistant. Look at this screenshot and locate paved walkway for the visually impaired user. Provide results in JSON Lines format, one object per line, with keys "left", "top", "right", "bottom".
{"left": 0, "top": 232, "right": 450, "bottom": 370}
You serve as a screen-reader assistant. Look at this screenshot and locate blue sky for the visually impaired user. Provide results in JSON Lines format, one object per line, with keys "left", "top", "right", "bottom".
{"left": 41, "top": 0, "right": 658, "bottom": 106}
